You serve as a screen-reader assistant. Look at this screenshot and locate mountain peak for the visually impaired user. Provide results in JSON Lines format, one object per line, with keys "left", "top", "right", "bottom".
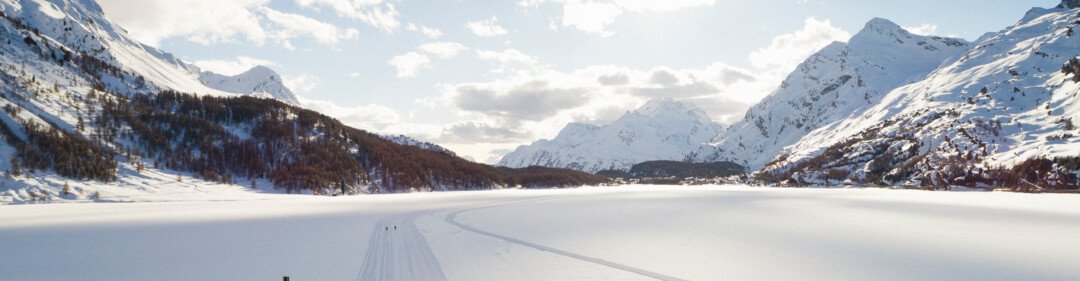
{"left": 633, "top": 98, "right": 708, "bottom": 120}
{"left": 864, "top": 17, "right": 902, "bottom": 31}
{"left": 198, "top": 66, "right": 299, "bottom": 104}
{"left": 635, "top": 98, "right": 680, "bottom": 113}
{"left": 851, "top": 17, "right": 908, "bottom": 42}
{"left": 499, "top": 98, "right": 723, "bottom": 172}
{"left": 243, "top": 65, "right": 278, "bottom": 78}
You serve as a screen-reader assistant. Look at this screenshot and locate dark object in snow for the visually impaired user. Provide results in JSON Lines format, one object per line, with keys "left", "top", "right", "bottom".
{"left": 629, "top": 161, "right": 745, "bottom": 179}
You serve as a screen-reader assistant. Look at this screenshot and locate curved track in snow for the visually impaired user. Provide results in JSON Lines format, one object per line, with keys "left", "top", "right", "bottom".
{"left": 444, "top": 196, "right": 687, "bottom": 281}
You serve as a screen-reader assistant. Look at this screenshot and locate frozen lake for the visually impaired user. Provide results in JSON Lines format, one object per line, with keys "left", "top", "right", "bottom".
{"left": 2, "top": 185, "right": 1079, "bottom": 280}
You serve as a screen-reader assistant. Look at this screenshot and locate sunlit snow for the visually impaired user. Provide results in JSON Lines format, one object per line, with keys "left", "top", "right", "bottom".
{"left": 3, "top": 186, "right": 1079, "bottom": 281}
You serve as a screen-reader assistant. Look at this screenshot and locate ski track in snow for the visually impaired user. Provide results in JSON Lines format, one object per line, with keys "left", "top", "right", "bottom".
{"left": 444, "top": 195, "right": 688, "bottom": 281}
{"left": 357, "top": 195, "right": 685, "bottom": 281}
{"left": 357, "top": 210, "right": 448, "bottom": 281}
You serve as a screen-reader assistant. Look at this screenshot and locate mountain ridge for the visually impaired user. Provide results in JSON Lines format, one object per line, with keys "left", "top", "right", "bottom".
{"left": 692, "top": 17, "right": 971, "bottom": 170}
{"left": 199, "top": 65, "right": 300, "bottom": 104}
{"left": 754, "top": 2, "right": 1080, "bottom": 189}
{"left": 499, "top": 98, "right": 725, "bottom": 173}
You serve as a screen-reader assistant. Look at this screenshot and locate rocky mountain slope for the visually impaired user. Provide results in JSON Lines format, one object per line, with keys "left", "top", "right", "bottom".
{"left": 757, "top": 2, "right": 1080, "bottom": 189}
{"left": 0, "top": 0, "right": 296, "bottom": 104}
{"left": 499, "top": 98, "right": 724, "bottom": 173}
{"left": 693, "top": 18, "right": 971, "bottom": 170}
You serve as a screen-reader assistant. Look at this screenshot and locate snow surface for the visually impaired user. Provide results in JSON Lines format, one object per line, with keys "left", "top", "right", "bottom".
{"left": 3, "top": 185, "right": 1080, "bottom": 281}
{"left": 500, "top": 98, "right": 725, "bottom": 172}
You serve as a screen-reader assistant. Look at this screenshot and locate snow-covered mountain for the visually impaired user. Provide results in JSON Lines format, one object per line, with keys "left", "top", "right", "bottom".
{"left": 499, "top": 98, "right": 725, "bottom": 173}
{"left": 0, "top": 0, "right": 296, "bottom": 103}
{"left": 0, "top": 0, "right": 604, "bottom": 204}
{"left": 0, "top": 0, "right": 217, "bottom": 95}
{"left": 693, "top": 18, "right": 971, "bottom": 170}
{"left": 199, "top": 66, "right": 299, "bottom": 104}
{"left": 758, "top": 1, "right": 1080, "bottom": 187}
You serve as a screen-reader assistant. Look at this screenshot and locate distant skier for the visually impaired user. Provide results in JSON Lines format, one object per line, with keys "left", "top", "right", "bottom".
{"left": 394, "top": 226, "right": 397, "bottom": 230}
{"left": 385, "top": 226, "right": 388, "bottom": 231}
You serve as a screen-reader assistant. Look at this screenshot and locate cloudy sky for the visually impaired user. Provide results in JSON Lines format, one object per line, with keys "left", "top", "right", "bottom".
{"left": 97, "top": 0, "right": 1056, "bottom": 163}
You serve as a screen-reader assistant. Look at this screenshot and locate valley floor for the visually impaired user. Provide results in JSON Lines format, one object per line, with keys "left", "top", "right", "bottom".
{"left": 2, "top": 185, "right": 1079, "bottom": 280}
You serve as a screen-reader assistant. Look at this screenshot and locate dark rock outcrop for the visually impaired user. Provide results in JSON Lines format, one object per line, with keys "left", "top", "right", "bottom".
{"left": 1060, "top": 0, "right": 1080, "bottom": 9}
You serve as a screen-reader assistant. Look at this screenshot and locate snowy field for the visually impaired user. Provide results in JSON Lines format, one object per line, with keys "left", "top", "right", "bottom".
{"left": 2, "top": 185, "right": 1080, "bottom": 281}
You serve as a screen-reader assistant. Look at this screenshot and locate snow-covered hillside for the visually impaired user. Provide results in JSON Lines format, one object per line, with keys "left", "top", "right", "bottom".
{"left": 694, "top": 18, "right": 971, "bottom": 170}
{"left": 760, "top": 2, "right": 1080, "bottom": 187}
{"left": 0, "top": 0, "right": 221, "bottom": 95}
{"left": 199, "top": 66, "right": 299, "bottom": 104}
{"left": 499, "top": 98, "right": 725, "bottom": 173}
{"left": 0, "top": 0, "right": 293, "bottom": 203}
{"left": 0, "top": 0, "right": 298, "bottom": 103}
{"left": 382, "top": 134, "right": 458, "bottom": 156}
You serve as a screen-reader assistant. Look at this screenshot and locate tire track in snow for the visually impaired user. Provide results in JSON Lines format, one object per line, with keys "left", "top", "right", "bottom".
{"left": 445, "top": 195, "right": 687, "bottom": 281}
{"left": 357, "top": 211, "right": 448, "bottom": 281}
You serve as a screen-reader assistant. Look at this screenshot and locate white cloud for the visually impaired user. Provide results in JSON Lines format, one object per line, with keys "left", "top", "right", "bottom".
{"left": 648, "top": 68, "right": 681, "bottom": 86}
{"left": 748, "top": 17, "right": 851, "bottom": 73}
{"left": 518, "top": 0, "right": 549, "bottom": 8}
{"left": 295, "top": 0, "right": 401, "bottom": 32}
{"left": 192, "top": 56, "right": 278, "bottom": 75}
{"left": 98, "top": 0, "right": 359, "bottom": 49}
{"left": 97, "top": 0, "right": 269, "bottom": 47}
{"left": 903, "top": 23, "right": 938, "bottom": 36}
{"left": 613, "top": 0, "right": 715, "bottom": 12}
{"left": 419, "top": 42, "right": 468, "bottom": 59}
{"left": 299, "top": 98, "right": 407, "bottom": 131}
{"left": 439, "top": 122, "right": 531, "bottom": 144}
{"left": 388, "top": 52, "right": 432, "bottom": 78}
{"left": 388, "top": 42, "right": 467, "bottom": 78}
{"left": 532, "top": 0, "right": 715, "bottom": 36}
{"left": 476, "top": 49, "right": 538, "bottom": 65}
{"left": 406, "top": 23, "right": 444, "bottom": 38}
{"left": 562, "top": 0, "right": 622, "bottom": 36}
{"left": 449, "top": 80, "right": 591, "bottom": 122}
{"left": 476, "top": 49, "right": 540, "bottom": 74}
{"left": 284, "top": 74, "right": 321, "bottom": 92}
{"left": 465, "top": 16, "right": 508, "bottom": 37}
{"left": 261, "top": 8, "right": 358, "bottom": 48}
